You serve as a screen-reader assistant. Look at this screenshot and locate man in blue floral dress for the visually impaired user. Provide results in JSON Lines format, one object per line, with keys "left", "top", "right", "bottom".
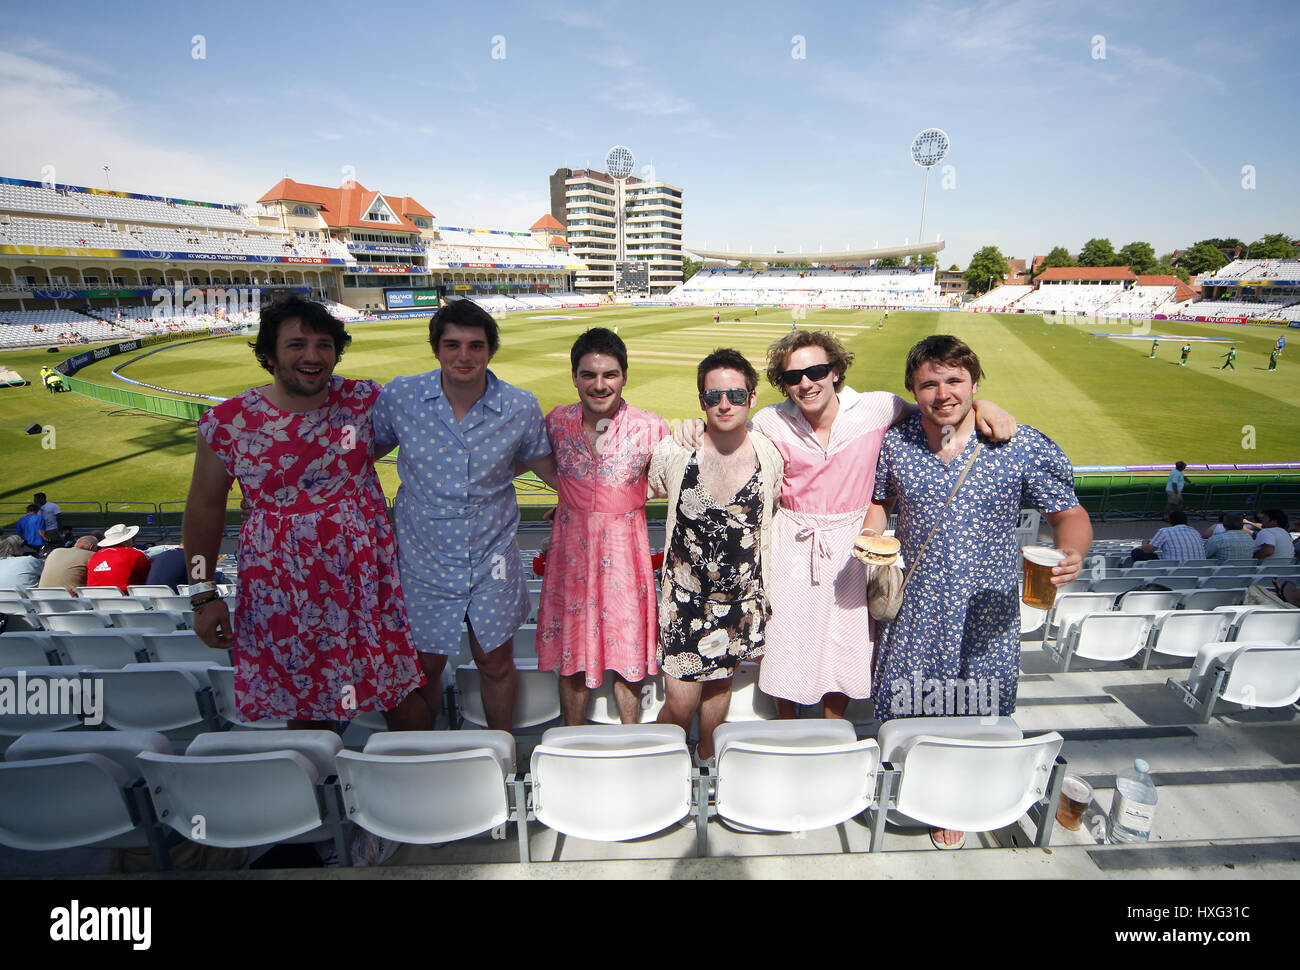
{"left": 864, "top": 334, "right": 1092, "bottom": 848}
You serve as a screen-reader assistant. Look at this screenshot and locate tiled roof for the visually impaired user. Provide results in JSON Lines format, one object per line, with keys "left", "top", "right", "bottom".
{"left": 531, "top": 214, "right": 565, "bottom": 231}
{"left": 257, "top": 178, "right": 431, "bottom": 233}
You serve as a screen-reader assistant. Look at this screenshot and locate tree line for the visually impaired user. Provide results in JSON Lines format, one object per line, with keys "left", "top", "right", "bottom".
{"left": 962, "top": 233, "right": 1296, "bottom": 295}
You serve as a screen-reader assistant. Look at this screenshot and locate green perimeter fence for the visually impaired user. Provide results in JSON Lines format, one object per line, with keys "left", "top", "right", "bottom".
{"left": 62, "top": 375, "right": 211, "bottom": 421}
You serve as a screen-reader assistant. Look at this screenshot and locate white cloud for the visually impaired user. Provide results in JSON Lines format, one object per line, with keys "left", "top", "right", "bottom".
{"left": 0, "top": 47, "right": 261, "bottom": 202}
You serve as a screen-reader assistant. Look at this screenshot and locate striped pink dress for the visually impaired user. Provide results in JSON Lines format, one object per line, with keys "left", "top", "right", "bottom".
{"left": 537, "top": 402, "right": 667, "bottom": 687}
{"left": 754, "top": 387, "right": 906, "bottom": 704}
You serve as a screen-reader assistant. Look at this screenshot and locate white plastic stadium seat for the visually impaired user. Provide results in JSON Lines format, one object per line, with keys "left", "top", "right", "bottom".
{"left": 205, "top": 667, "right": 287, "bottom": 729}
{"left": 56, "top": 631, "right": 150, "bottom": 668}
{"left": 1141, "top": 610, "right": 1231, "bottom": 667}
{"left": 1050, "top": 612, "right": 1155, "bottom": 671}
{"left": 148, "top": 595, "right": 194, "bottom": 612}
{"left": 39, "top": 611, "right": 110, "bottom": 634}
{"left": 1088, "top": 577, "right": 1144, "bottom": 594}
{"left": 1230, "top": 609, "right": 1300, "bottom": 644}
{"left": 128, "top": 585, "right": 179, "bottom": 597}
{"left": 529, "top": 724, "right": 692, "bottom": 843}
{"left": 588, "top": 674, "right": 666, "bottom": 724}
{"left": 142, "top": 631, "right": 226, "bottom": 663}
{"left": 25, "top": 588, "right": 74, "bottom": 602}
{"left": 137, "top": 730, "right": 345, "bottom": 851}
{"left": 1044, "top": 592, "right": 1116, "bottom": 642}
{"left": 455, "top": 660, "right": 560, "bottom": 729}
{"left": 1169, "top": 641, "right": 1300, "bottom": 722}
{"left": 0, "top": 665, "right": 92, "bottom": 736}
{"left": 876, "top": 716, "right": 1063, "bottom": 837}
{"left": 0, "top": 756, "right": 146, "bottom": 852}
{"left": 0, "top": 632, "right": 61, "bottom": 667}
{"left": 335, "top": 730, "right": 516, "bottom": 846}
{"left": 6, "top": 728, "right": 172, "bottom": 776}
{"left": 711, "top": 720, "right": 880, "bottom": 835}
{"left": 1179, "top": 588, "right": 1245, "bottom": 611}
{"left": 89, "top": 662, "right": 220, "bottom": 733}
{"left": 76, "top": 586, "right": 124, "bottom": 599}
{"left": 1117, "top": 590, "right": 1182, "bottom": 613}
{"left": 724, "top": 663, "right": 780, "bottom": 721}
{"left": 110, "top": 611, "right": 185, "bottom": 634}
{"left": 30, "top": 599, "right": 93, "bottom": 615}
{"left": 0, "top": 730, "right": 173, "bottom": 865}
{"left": 95, "top": 598, "right": 149, "bottom": 614}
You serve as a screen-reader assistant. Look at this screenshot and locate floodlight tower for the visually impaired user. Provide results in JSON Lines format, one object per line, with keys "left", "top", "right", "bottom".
{"left": 605, "top": 145, "right": 634, "bottom": 263}
{"left": 909, "top": 128, "right": 949, "bottom": 260}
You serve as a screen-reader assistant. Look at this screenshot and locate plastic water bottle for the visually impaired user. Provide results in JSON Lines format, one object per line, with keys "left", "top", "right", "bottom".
{"left": 1108, "top": 759, "right": 1157, "bottom": 843}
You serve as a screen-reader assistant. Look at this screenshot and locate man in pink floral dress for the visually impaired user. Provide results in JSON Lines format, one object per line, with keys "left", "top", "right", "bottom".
{"left": 538, "top": 328, "right": 668, "bottom": 724}
{"left": 185, "top": 297, "right": 426, "bottom": 730}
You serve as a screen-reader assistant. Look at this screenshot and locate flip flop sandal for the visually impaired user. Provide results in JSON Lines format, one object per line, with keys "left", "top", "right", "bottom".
{"left": 930, "top": 829, "right": 965, "bottom": 850}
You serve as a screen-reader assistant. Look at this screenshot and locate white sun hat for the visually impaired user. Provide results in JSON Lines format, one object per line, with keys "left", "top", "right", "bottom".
{"left": 98, "top": 523, "right": 141, "bottom": 548}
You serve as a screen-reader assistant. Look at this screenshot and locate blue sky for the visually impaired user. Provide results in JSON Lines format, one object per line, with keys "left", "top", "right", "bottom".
{"left": 1, "top": 0, "right": 1296, "bottom": 267}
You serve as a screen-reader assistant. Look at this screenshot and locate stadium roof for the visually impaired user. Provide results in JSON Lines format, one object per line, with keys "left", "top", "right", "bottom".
{"left": 686, "top": 240, "right": 944, "bottom": 266}
{"left": 530, "top": 214, "right": 565, "bottom": 232}
{"left": 257, "top": 178, "right": 432, "bottom": 233}
{"left": 1037, "top": 267, "right": 1136, "bottom": 282}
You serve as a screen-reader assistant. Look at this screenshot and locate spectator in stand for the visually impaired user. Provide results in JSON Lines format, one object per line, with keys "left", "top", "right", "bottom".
{"left": 14, "top": 504, "right": 46, "bottom": 554}
{"left": 34, "top": 492, "right": 62, "bottom": 541}
{"left": 0, "top": 528, "right": 28, "bottom": 558}
{"left": 38, "top": 535, "right": 99, "bottom": 592}
{"left": 1124, "top": 510, "right": 1206, "bottom": 566}
{"left": 0, "top": 555, "right": 42, "bottom": 590}
{"left": 85, "top": 524, "right": 152, "bottom": 591}
{"left": 1204, "top": 513, "right": 1256, "bottom": 561}
{"left": 1253, "top": 509, "right": 1296, "bottom": 562}
{"left": 1163, "top": 461, "right": 1187, "bottom": 520}
{"left": 143, "top": 546, "right": 229, "bottom": 591}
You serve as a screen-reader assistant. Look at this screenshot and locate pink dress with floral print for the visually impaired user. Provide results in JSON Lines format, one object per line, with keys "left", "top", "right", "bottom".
{"left": 198, "top": 376, "right": 424, "bottom": 721}
{"left": 537, "top": 402, "right": 665, "bottom": 687}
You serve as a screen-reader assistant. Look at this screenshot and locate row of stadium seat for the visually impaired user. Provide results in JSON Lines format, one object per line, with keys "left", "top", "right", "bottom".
{"left": 0, "top": 715, "right": 1069, "bottom": 866}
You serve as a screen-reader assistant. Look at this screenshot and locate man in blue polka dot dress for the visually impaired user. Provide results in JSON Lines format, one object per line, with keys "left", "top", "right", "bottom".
{"left": 374, "top": 300, "right": 558, "bottom": 729}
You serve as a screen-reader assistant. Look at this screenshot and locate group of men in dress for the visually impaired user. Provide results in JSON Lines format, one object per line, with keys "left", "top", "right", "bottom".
{"left": 185, "top": 296, "right": 1090, "bottom": 846}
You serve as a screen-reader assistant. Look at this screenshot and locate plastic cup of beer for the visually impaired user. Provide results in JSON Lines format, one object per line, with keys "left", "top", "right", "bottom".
{"left": 1022, "top": 546, "right": 1067, "bottom": 610}
{"left": 1055, "top": 775, "right": 1093, "bottom": 831}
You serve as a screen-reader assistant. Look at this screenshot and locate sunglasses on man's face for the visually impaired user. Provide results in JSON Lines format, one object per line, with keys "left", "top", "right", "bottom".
{"left": 779, "top": 363, "right": 833, "bottom": 386}
{"left": 700, "top": 387, "right": 750, "bottom": 407}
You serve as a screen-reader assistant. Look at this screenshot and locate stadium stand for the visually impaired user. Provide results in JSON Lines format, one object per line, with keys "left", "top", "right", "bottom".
{"left": 1102, "top": 284, "right": 1178, "bottom": 316}
{"left": 964, "top": 285, "right": 1032, "bottom": 309}
{"left": 668, "top": 266, "right": 944, "bottom": 307}
{"left": 1013, "top": 284, "right": 1124, "bottom": 315}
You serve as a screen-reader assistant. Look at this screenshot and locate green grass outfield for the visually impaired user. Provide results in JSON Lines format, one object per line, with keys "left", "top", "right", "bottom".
{"left": 1, "top": 307, "right": 1296, "bottom": 507}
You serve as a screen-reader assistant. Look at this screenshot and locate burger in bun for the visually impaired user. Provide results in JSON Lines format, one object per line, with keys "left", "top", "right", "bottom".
{"left": 853, "top": 533, "right": 900, "bottom": 567}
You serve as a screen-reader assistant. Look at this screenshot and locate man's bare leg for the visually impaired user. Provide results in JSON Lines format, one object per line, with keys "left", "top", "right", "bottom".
{"left": 822, "top": 691, "right": 849, "bottom": 719}
{"left": 774, "top": 698, "right": 797, "bottom": 720}
{"left": 614, "top": 675, "right": 645, "bottom": 724}
{"left": 384, "top": 688, "right": 430, "bottom": 731}
{"left": 288, "top": 720, "right": 339, "bottom": 731}
{"left": 657, "top": 676, "right": 701, "bottom": 736}
{"left": 468, "top": 621, "right": 517, "bottom": 732}
{"left": 418, "top": 652, "right": 448, "bottom": 728}
{"left": 558, "top": 673, "right": 590, "bottom": 726}
{"left": 696, "top": 679, "right": 733, "bottom": 761}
